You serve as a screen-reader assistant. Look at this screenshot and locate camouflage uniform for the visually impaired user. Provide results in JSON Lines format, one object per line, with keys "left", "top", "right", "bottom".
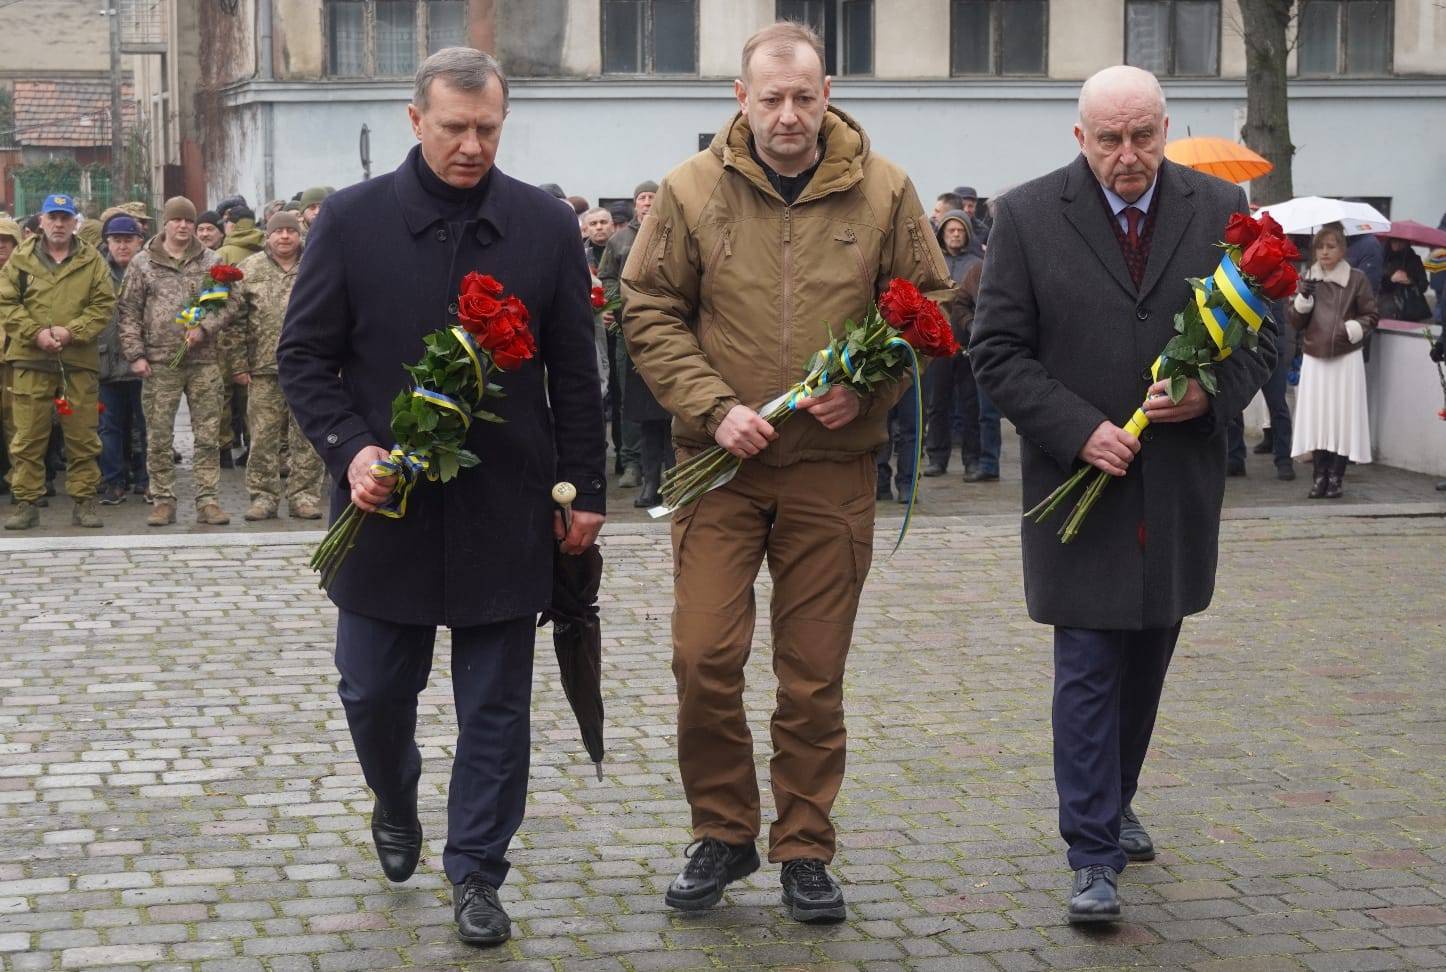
{"left": 234, "top": 246, "right": 324, "bottom": 513}
{"left": 116, "top": 236, "right": 237, "bottom": 510}
{"left": 0, "top": 235, "right": 114, "bottom": 506}
{"left": 214, "top": 219, "right": 264, "bottom": 454}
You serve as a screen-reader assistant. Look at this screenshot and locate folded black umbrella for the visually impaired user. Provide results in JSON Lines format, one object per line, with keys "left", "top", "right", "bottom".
{"left": 538, "top": 542, "right": 605, "bottom": 779}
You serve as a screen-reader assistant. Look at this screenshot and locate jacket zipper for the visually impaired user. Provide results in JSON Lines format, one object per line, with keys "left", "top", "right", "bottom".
{"left": 781, "top": 207, "right": 793, "bottom": 399}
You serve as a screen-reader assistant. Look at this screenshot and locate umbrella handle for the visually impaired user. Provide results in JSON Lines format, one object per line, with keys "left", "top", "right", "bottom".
{"left": 552, "top": 481, "right": 576, "bottom": 538}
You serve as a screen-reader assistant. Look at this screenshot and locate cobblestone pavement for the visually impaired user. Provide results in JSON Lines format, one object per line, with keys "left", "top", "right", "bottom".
{"left": 2, "top": 505, "right": 1443, "bottom": 971}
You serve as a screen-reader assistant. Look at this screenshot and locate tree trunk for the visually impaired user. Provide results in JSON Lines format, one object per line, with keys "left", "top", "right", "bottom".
{"left": 1238, "top": 0, "right": 1296, "bottom": 204}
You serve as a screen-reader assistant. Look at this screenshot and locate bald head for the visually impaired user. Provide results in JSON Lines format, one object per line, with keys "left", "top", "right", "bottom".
{"left": 1079, "top": 66, "right": 1166, "bottom": 126}
{"left": 1074, "top": 65, "right": 1169, "bottom": 203}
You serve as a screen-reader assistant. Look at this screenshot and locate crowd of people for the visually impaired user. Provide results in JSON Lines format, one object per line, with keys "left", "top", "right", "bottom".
{"left": 2, "top": 162, "right": 1443, "bottom": 530}
{"left": 0, "top": 187, "right": 335, "bottom": 529}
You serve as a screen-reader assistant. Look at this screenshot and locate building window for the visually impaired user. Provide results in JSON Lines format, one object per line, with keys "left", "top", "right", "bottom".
{"left": 950, "top": 0, "right": 1047, "bottom": 76}
{"left": 325, "top": 0, "right": 469, "bottom": 77}
{"left": 1125, "top": 0, "right": 1220, "bottom": 77}
{"left": 1298, "top": 0, "right": 1391, "bottom": 77}
{"left": 776, "top": 0, "right": 873, "bottom": 76}
{"left": 601, "top": 0, "right": 698, "bottom": 75}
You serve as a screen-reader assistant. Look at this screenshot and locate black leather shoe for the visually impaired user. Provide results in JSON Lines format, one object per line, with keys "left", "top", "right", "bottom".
{"left": 1226, "top": 462, "right": 1247, "bottom": 477}
{"left": 780, "top": 858, "right": 846, "bottom": 923}
{"left": 664, "top": 837, "right": 759, "bottom": 911}
{"left": 453, "top": 873, "right": 510, "bottom": 946}
{"left": 1068, "top": 865, "right": 1121, "bottom": 924}
{"left": 371, "top": 795, "right": 422, "bottom": 883}
{"left": 1253, "top": 430, "right": 1274, "bottom": 454}
{"left": 1119, "top": 805, "right": 1155, "bottom": 861}
{"left": 922, "top": 462, "right": 946, "bottom": 477}
{"left": 1275, "top": 462, "right": 1296, "bottom": 482}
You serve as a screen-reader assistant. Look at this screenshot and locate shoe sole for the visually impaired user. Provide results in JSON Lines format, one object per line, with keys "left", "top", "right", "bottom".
{"left": 1067, "top": 909, "right": 1121, "bottom": 925}
{"left": 1124, "top": 847, "right": 1156, "bottom": 862}
{"left": 782, "top": 889, "right": 847, "bottom": 923}
{"left": 664, "top": 852, "right": 760, "bottom": 911}
{"left": 456, "top": 925, "right": 510, "bottom": 947}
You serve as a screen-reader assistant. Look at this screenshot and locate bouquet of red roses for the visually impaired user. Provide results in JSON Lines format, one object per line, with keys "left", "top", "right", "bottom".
{"left": 656, "top": 278, "right": 957, "bottom": 549}
{"left": 1026, "top": 212, "right": 1297, "bottom": 543}
{"left": 590, "top": 283, "right": 621, "bottom": 323}
{"left": 170, "top": 263, "right": 244, "bottom": 367}
{"left": 310, "top": 272, "right": 536, "bottom": 588}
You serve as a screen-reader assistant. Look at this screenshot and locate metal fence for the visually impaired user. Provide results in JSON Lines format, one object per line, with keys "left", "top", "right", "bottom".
{"left": 10, "top": 169, "right": 153, "bottom": 219}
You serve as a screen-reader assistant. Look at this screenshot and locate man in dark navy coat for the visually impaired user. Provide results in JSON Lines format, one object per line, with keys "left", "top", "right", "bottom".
{"left": 277, "top": 48, "right": 606, "bottom": 947}
{"left": 970, "top": 66, "right": 1274, "bottom": 925}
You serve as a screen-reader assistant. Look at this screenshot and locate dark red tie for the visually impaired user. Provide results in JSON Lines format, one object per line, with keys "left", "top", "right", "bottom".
{"left": 1123, "top": 206, "right": 1142, "bottom": 249}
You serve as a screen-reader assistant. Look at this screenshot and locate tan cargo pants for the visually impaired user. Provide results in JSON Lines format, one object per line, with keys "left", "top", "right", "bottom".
{"left": 671, "top": 454, "right": 875, "bottom": 863}
{"left": 8, "top": 365, "right": 100, "bottom": 502}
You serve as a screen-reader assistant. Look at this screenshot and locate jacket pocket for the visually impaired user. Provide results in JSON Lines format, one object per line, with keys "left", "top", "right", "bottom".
{"left": 834, "top": 228, "right": 873, "bottom": 293}
{"left": 670, "top": 501, "right": 698, "bottom": 579}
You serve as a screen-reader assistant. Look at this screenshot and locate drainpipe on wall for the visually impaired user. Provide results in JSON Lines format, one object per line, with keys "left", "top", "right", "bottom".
{"left": 258, "top": 0, "right": 275, "bottom": 203}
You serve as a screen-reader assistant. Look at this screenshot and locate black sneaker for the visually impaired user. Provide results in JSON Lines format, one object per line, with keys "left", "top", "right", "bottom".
{"left": 452, "top": 873, "right": 510, "bottom": 946}
{"left": 780, "top": 859, "right": 846, "bottom": 923}
{"left": 97, "top": 484, "right": 127, "bottom": 506}
{"left": 664, "top": 837, "right": 759, "bottom": 912}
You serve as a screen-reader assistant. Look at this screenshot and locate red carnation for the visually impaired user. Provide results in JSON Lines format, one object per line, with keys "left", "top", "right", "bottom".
{"left": 1240, "top": 234, "right": 1292, "bottom": 283}
{"left": 878, "top": 278, "right": 930, "bottom": 330}
{"left": 461, "top": 272, "right": 504, "bottom": 298}
{"left": 1223, "top": 213, "right": 1261, "bottom": 248}
{"left": 210, "top": 264, "right": 244, "bottom": 284}
{"left": 591, "top": 285, "right": 606, "bottom": 310}
{"left": 54, "top": 397, "right": 73, "bottom": 417}
{"left": 457, "top": 291, "right": 502, "bottom": 330}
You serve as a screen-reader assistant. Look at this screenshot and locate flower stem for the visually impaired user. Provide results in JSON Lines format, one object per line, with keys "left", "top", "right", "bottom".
{"left": 1025, "top": 465, "right": 1092, "bottom": 523}
{"left": 1058, "top": 470, "right": 1111, "bottom": 544}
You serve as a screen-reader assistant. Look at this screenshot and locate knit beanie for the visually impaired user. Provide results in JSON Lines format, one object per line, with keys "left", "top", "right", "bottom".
{"left": 197, "top": 210, "right": 222, "bottom": 230}
{"left": 298, "top": 186, "right": 331, "bottom": 208}
{"left": 266, "top": 211, "right": 302, "bottom": 235}
{"left": 633, "top": 180, "right": 659, "bottom": 199}
{"left": 162, "top": 196, "right": 197, "bottom": 223}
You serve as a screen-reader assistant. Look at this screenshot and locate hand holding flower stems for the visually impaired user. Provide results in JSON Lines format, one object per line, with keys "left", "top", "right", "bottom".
{"left": 656, "top": 278, "right": 958, "bottom": 551}
{"left": 1026, "top": 212, "right": 1296, "bottom": 543}
{"left": 170, "top": 264, "right": 244, "bottom": 367}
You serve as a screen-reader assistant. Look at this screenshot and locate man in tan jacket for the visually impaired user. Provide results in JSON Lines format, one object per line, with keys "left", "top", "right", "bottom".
{"left": 622, "top": 21, "right": 953, "bottom": 924}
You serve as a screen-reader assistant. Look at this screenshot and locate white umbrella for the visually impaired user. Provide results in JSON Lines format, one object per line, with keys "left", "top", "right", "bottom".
{"left": 1255, "top": 196, "right": 1391, "bottom": 236}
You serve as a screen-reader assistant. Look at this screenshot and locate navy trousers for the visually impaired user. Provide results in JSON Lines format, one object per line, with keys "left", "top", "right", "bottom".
{"left": 1052, "top": 623, "right": 1180, "bottom": 872}
{"left": 335, "top": 609, "right": 535, "bottom": 887}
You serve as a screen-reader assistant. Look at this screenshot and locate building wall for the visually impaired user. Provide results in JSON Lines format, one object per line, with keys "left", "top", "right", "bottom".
{"left": 1396, "top": 0, "right": 1446, "bottom": 75}
{"left": 1368, "top": 327, "right": 1446, "bottom": 476}
{"left": 0, "top": 0, "right": 110, "bottom": 78}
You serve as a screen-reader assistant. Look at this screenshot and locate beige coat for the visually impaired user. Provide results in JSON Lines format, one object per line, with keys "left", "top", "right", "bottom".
{"left": 621, "top": 107, "right": 954, "bottom": 464}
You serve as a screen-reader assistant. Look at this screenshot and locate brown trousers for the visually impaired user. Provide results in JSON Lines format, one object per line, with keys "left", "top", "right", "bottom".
{"left": 671, "top": 454, "right": 875, "bottom": 863}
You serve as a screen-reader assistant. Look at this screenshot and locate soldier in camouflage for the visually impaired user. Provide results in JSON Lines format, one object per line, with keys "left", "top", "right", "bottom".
{"left": 233, "top": 211, "right": 324, "bottom": 520}
{"left": 116, "top": 195, "right": 239, "bottom": 527}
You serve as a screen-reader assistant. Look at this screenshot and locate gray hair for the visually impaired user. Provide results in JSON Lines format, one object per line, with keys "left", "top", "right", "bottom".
{"left": 413, "top": 47, "right": 510, "bottom": 112}
{"left": 582, "top": 206, "right": 610, "bottom": 221}
{"left": 1078, "top": 65, "right": 1166, "bottom": 124}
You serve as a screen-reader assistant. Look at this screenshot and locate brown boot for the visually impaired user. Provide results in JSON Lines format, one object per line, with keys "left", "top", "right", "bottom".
{"left": 197, "top": 503, "right": 231, "bottom": 525}
{"left": 289, "top": 499, "right": 323, "bottom": 520}
{"left": 244, "top": 500, "right": 277, "bottom": 521}
{"left": 147, "top": 501, "right": 177, "bottom": 526}
{"left": 71, "top": 498, "right": 103, "bottom": 528}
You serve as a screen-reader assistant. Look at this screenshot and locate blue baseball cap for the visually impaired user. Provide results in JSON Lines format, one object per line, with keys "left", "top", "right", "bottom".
{"left": 41, "top": 194, "right": 78, "bottom": 216}
{"left": 102, "top": 214, "right": 143, "bottom": 238}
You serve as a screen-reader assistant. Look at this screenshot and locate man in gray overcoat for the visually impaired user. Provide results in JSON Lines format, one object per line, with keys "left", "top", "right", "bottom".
{"left": 970, "top": 66, "right": 1276, "bottom": 924}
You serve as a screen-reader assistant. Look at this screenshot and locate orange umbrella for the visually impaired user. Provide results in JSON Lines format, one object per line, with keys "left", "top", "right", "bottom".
{"left": 1164, "top": 136, "right": 1273, "bottom": 184}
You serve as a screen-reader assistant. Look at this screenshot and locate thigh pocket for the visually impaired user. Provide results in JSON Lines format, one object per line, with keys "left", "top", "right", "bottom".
{"left": 843, "top": 493, "right": 875, "bottom": 595}
{"left": 670, "top": 502, "right": 698, "bottom": 580}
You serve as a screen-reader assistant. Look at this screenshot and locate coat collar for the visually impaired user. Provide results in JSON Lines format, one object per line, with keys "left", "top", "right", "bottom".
{"left": 393, "top": 144, "right": 508, "bottom": 244}
{"left": 714, "top": 106, "right": 868, "bottom": 206}
{"left": 1060, "top": 154, "right": 1196, "bottom": 301}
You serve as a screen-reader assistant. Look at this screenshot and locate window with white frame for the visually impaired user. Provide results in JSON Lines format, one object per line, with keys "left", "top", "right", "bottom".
{"left": 601, "top": 0, "right": 699, "bottom": 75}
{"left": 325, "top": 0, "right": 469, "bottom": 78}
{"left": 1125, "top": 0, "right": 1220, "bottom": 77}
{"left": 776, "top": 0, "right": 873, "bottom": 76}
{"left": 951, "top": 0, "right": 1047, "bottom": 76}
{"left": 1298, "top": 0, "right": 1391, "bottom": 77}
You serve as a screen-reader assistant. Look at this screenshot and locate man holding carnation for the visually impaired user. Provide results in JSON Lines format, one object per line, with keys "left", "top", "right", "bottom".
{"left": 277, "top": 48, "right": 605, "bottom": 948}
{"left": 622, "top": 21, "right": 953, "bottom": 923}
{"left": 970, "top": 65, "right": 1276, "bottom": 924}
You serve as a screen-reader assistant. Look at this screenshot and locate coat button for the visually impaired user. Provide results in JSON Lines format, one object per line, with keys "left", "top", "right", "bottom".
{"left": 448, "top": 301, "right": 458, "bottom": 315}
{"left": 436, "top": 228, "right": 448, "bottom": 242}
{"left": 1136, "top": 308, "right": 1150, "bottom": 320}
{"left": 590, "top": 478, "right": 603, "bottom": 491}
{"left": 326, "top": 433, "right": 338, "bottom": 445}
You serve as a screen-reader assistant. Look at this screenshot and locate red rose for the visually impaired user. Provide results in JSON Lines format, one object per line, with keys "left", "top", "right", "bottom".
{"left": 461, "top": 272, "right": 503, "bottom": 298}
{"left": 491, "top": 328, "right": 536, "bottom": 369}
{"left": 1257, "top": 212, "right": 1285, "bottom": 239}
{"left": 1278, "top": 235, "right": 1300, "bottom": 262}
{"left": 210, "top": 264, "right": 244, "bottom": 284}
{"left": 1258, "top": 261, "right": 1298, "bottom": 300}
{"left": 590, "top": 285, "right": 606, "bottom": 309}
{"left": 902, "top": 302, "right": 959, "bottom": 358}
{"left": 878, "top": 278, "right": 930, "bottom": 330}
{"left": 1240, "top": 235, "right": 1290, "bottom": 282}
{"left": 458, "top": 291, "right": 501, "bottom": 328}
{"left": 1223, "top": 213, "right": 1261, "bottom": 248}
{"left": 501, "top": 294, "right": 529, "bottom": 326}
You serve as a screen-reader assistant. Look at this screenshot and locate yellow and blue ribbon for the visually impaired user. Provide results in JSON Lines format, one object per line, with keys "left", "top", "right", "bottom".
{"left": 450, "top": 326, "right": 488, "bottom": 391}
{"left": 370, "top": 447, "right": 430, "bottom": 519}
{"left": 174, "top": 284, "right": 231, "bottom": 329}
